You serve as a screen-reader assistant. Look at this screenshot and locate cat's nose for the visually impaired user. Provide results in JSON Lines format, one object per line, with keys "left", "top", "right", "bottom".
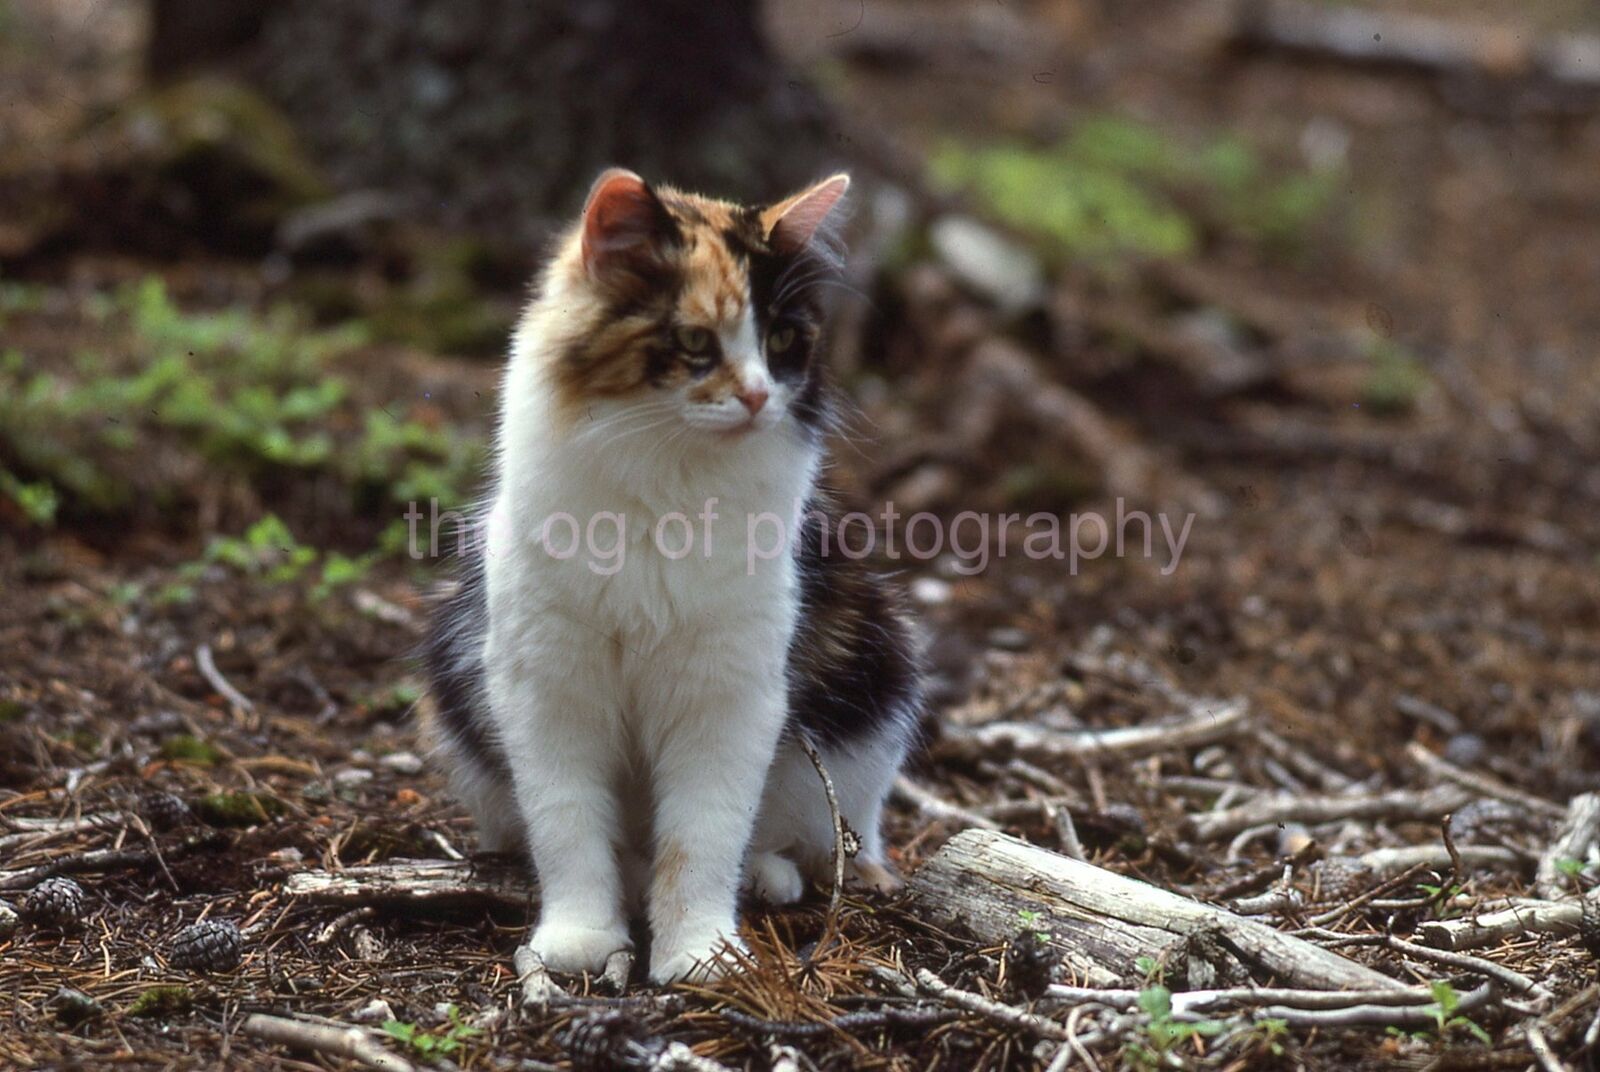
{"left": 736, "top": 384, "right": 770, "bottom": 416}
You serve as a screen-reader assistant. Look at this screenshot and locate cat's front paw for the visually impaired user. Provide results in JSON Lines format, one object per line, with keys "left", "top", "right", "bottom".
{"left": 529, "top": 919, "right": 631, "bottom": 975}
{"left": 649, "top": 929, "right": 749, "bottom": 984}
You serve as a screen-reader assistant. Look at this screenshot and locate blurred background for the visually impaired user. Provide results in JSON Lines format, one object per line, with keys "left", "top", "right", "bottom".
{"left": 3, "top": 0, "right": 1600, "bottom": 1065}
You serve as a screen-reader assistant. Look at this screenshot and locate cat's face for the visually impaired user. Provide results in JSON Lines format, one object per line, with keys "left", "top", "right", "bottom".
{"left": 548, "top": 170, "right": 848, "bottom": 442}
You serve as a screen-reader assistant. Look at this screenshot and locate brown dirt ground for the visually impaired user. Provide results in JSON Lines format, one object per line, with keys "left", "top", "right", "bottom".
{"left": 3, "top": 0, "right": 1600, "bottom": 1069}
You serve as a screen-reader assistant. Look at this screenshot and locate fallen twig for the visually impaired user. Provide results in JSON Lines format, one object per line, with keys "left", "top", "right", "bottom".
{"left": 1188, "top": 785, "right": 1471, "bottom": 842}
{"left": 0, "top": 846, "right": 159, "bottom": 891}
{"left": 938, "top": 700, "right": 1249, "bottom": 764}
{"left": 914, "top": 967, "right": 1071, "bottom": 1041}
{"left": 797, "top": 734, "right": 846, "bottom": 951}
{"left": 1406, "top": 742, "right": 1565, "bottom": 819}
{"left": 1046, "top": 981, "right": 1450, "bottom": 1013}
{"left": 241, "top": 1013, "right": 412, "bottom": 1072}
{"left": 1354, "top": 843, "right": 1525, "bottom": 876}
{"left": 1415, "top": 897, "right": 1584, "bottom": 951}
{"left": 1308, "top": 929, "right": 1550, "bottom": 1003}
{"left": 1525, "top": 1023, "right": 1573, "bottom": 1072}
{"left": 515, "top": 945, "right": 568, "bottom": 1009}
{"left": 196, "top": 643, "right": 255, "bottom": 715}
{"left": 283, "top": 859, "right": 532, "bottom": 910}
{"left": 893, "top": 777, "right": 1001, "bottom": 831}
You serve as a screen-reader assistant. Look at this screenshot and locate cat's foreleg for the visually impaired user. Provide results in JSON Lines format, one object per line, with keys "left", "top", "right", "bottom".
{"left": 644, "top": 652, "right": 788, "bottom": 983}
{"left": 488, "top": 641, "right": 630, "bottom": 975}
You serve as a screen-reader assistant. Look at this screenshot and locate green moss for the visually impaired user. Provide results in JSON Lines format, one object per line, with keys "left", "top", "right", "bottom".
{"left": 0, "top": 700, "right": 25, "bottom": 723}
{"left": 997, "top": 463, "right": 1099, "bottom": 512}
{"left": 930, "top": 113, "right": 1340, "bottom": 267}
{"left": 128, "top": 985, "right": 194, "bottom": 1018}
{"left": 194, "top": 791, "right": 285, "bottom": 827}
{"left": 1362, "top": 339, "right": 1429, "bottom": 416}
{"left": 159, "top": 734, "right": 224, "bottom": 766}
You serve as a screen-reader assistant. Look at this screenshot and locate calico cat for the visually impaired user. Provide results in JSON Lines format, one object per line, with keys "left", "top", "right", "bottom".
{"left": 422, "top": 169, "right": 922, "bottom": 984}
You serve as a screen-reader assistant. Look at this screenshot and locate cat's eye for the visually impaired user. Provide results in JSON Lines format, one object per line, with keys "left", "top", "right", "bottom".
{"left": 766, "top": 325, "right": 797, "bottom": 354}
{"left": 675, "top": 326, "right": 712, "bottom": 354}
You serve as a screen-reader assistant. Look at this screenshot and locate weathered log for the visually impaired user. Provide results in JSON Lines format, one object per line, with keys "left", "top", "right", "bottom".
{"left": 1234, "top": 0, "right": 1600, "bottom": 89}
{"left": 905, "top": 829, "right": 1401, "bottom": 991}
{"left": 283, "top": 859, "right": 532, "bottom": 910}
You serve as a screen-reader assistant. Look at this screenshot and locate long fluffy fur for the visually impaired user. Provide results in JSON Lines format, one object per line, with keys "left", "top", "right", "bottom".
{"left": 422, "top": 172, "right": 921, "bottom": 983}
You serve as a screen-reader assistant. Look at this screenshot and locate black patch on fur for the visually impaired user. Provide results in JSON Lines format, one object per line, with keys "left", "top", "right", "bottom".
{"left": 744, "top": 242, "right": 831, "bottom": 438}
{"left": 785, "top": 497, "right": 923, "bottom": 746}
{"left": 423, "top": 550, "right": 510, "bottom": 780}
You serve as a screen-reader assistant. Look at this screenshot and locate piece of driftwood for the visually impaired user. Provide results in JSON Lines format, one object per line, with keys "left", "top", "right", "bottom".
{"left": 1416, "top": 898, "right": 1585, "bottom": 951}
{"left": 1234, "top": 0, "right": 1600, "bottom": 89}
{"left": 241, "top": 1013, "right": 413, "bottom": 1072}
{"left": 938, "top": 700, "right": 1249, "bottom": 765}
{"left": 284, "top": 859, "right": 533, "bottom": 910}
{"left": 1536, "top": 793, "right": 1600, "bottom": 899}
{"left": 1187, "top": 784, "right": 1471, "bottom": 842}
{"left": 905, "top": 830, "right": 1401, "bottom": 990}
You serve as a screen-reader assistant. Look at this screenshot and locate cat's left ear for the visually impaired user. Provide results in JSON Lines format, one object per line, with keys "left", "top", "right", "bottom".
{"left": 761, "top": 173, "right": 850, "bottom": 256}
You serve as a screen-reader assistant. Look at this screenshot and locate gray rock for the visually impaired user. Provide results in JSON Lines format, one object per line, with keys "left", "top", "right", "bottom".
{"left": 928, "top": 216, "right": 1046, "bottom": 315}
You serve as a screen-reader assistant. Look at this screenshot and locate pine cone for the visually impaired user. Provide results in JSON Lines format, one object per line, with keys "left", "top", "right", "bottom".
{"left": 1312, "top": 859, "right": 1375, "bottom": 904}
{"left": 170, "top": 919, "right": 244, "bottom": 972}
{"left": 1579, "top": 896, "right": 1600, "bottom": 960}
{"left": 1006, "top": 929, "right": 1058, "bottom": 999}
{"left": 141, "top": 792, "right": 193, "bottom": 831}
{"left": 1448, "top": 798, "right": 1523, "bottom": 845}
{"left": 24, "top": 877, "right": 86, "bottom": 927}
{"left": 562, "top": 1010, "right": 654, "bottom": 1072}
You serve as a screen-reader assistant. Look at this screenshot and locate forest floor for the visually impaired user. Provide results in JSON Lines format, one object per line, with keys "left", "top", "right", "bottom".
{"left": 3, "top": 0, "right": 1600, "bottom": 1069}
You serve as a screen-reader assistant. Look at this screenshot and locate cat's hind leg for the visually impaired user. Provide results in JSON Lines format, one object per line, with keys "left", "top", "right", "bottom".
{"left": 746, "top": 850, "right": 806, "bottom": 905}
{"left": 754, "top": 723, "right": 914, "bottom": 896}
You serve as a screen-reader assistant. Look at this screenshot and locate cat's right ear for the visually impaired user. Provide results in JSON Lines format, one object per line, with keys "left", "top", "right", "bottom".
{"left": 581, "top": 168, "right": 675, "bottom": 285}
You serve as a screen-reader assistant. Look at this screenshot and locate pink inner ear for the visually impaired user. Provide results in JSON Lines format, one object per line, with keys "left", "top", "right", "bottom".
{"left": 770, "top": 175, "right": 850, "bottom": 255}
{"left": 582, "top": 169, "right": 661, "bottom": 274}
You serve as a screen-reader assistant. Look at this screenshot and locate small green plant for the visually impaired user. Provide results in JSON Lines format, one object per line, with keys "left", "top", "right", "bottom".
{"left": 0, "top": 277, "right": 483, "bottom": 534}
{"left": 1128, "top": 983, "right": 1224, "bottom": 1068}
{"left": 1016, "top": 908, "right": 1053, "bottom": 942}
{"left": 1417, "top": 880, "right": 1467, "bottom": 920}
{"left": 0, "top": 468, "right": 58, "bottom": 525}
{"left": 1387, "top": 981, "right": 1491, "bottom": 1045}
{"left": 1243, "top": 1017, "right": 1290, "bottom": 1058}
{"left": 1556, "top": 857, "right": 1588, "bottom": 878}
{"left": 1426, "top": 981, "right": 1491, "bottom": 1044}
{"left": 179, "top": 513, "right": 378, "bottom": 602}
{"left": 382, "top": 1005, "right": 482, "bottom": 1058}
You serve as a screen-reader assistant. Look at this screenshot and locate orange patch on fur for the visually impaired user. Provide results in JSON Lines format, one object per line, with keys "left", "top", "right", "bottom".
{"left": 542, "top": 186, "right": 762, "bottom": 422}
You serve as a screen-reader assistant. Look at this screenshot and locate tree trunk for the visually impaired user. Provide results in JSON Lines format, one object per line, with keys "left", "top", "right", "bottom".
{"left": 144, "top": 0, "right": 836, "bottom": 242}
